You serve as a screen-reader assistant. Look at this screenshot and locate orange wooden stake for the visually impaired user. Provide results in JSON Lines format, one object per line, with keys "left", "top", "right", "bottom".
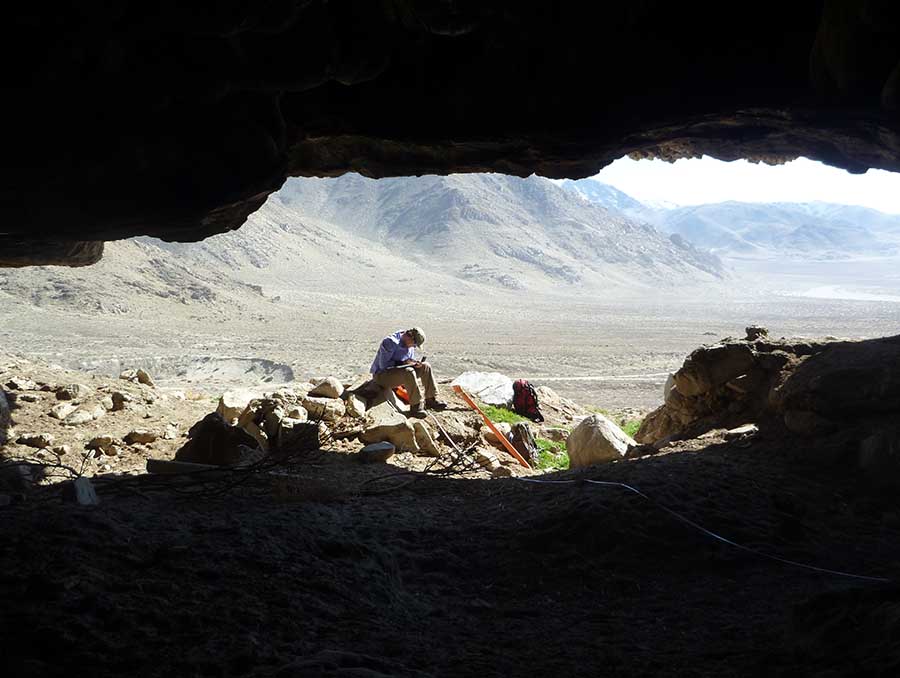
{"left": 453, "top": 385, "right": 532, "bottom": 469}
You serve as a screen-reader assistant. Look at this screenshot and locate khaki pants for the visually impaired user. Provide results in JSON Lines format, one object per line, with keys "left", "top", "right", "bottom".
{"left": 372, "top": 363, "right": 438, "bottom": 406}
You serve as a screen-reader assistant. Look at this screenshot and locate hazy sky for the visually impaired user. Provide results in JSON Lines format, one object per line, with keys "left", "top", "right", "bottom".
{"left": 594, "top": 156, "right": 900, "bottom": 214}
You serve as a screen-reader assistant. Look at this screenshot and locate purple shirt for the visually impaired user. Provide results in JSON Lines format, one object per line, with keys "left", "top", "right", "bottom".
{"left": 370, "top": 331, "right": 415, "bottom": 374}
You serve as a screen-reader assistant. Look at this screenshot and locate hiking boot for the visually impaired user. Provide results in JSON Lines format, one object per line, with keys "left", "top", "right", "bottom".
{"left": 425, "top": 398, "right": 447, "bottom": 411}
{"left": 407, "top": 403, "right": 428, "bottom": 419}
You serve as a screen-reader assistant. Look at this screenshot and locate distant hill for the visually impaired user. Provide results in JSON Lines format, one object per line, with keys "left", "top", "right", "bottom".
{"left": 0, "top": 173, "right": 724, "bottom": 317}
{"left": 653, "top": 202, "right": 900, "bottom": 259}
{"left": 560, "top": 177, "right": 900, "bottom": 261}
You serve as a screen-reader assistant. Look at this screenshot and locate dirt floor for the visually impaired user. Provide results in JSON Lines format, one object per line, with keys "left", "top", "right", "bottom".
{"left": 3, "top": 413, "right": 900, "bottom": 676}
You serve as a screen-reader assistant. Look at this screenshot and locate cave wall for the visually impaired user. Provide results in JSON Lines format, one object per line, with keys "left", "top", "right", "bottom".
{"left": 3, "top": 1, "right": 900, "bottom": 266}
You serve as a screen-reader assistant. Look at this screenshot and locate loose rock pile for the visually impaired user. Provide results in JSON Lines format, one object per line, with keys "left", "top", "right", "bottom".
{"left": 636, "top": 328, "right": 900, "bottom": 486}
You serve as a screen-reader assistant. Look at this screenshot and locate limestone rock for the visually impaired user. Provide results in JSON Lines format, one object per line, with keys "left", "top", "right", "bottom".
{"left": 111, "top": 392, "right": 133, "bottom": 411}
{"left": 344, "top": 394, "right": 367, "bottom": 419}
{"left": 6, "top": 377, "right": 38, "bottom": 391}
{"left": 63, "top": 403, "right": 105, "bottom": 425}
{"left": 359, "top": 441, "right": 395, "bottom": 463}
{"left": 52, "top": 445, "right": 71, "bottom": 456}
{"left": 724, "top": 423, "right": 759, "bottom": 441}
{"left": 50, "top": 403, "right": 78, "bottom": 420}
{"left": 482, "top": 422, "right": 512, "bottom": 448}
{"left": 56, "top": 383, "right": 91, "bottom": 401}
{"left": 309, "top": 377, "right": 344, "bottom": 399}
{"left": 451, "top": 371, "right": 514, "bottom": 405}
{"left": 19, "top": 393, "right": 40, "bottom": 403}
{"left": 492, "top": 465, "right": 514, "bottom": 478}
{"left": 286, "top": 406, "right": 309, "bottom": 421}
{"left": 566, "top": 414, "right": 634, "bottom": 468}
{"left": 100, "top": 395, "right": 115, "bottom": 411}
{"left": 543, "top": 427, "right": 568, "bottom": 442}
{"left": 124, "top": 429, "right": 157, "bottom": 445}
{"left": 359, "top": 402, "right": 417, "bottom": 451}
{"left": 63, "top": 477, "right": 99, "bottom": 506}
{"left": 17, "top": 433, "right": 54, "bottom": 448}
{"left": 533, "top": 385, "right": 588, "bottom": 421}
{"left": 301, "top": 395, "right": 346, "bottom": 423}
{"left": 119, "top": 368, "right": 155, "bottom": 386}
{"left": 136, "top": 369, "right": 155, "bottom": 387}
{"left": 163, "top": 424, "right": 179, "bottom": 440}
{"left": 635, "top": 405, "right": 682, "bottom": 445}
{"left": 745, "top": 326, "right": 769, "bottom": 341}
{"left": 859, "top": 427, "right": 900, "bottom": 489}
{"left": 783, "top": 410, "right": 835, "bottom": 436}
{"left": 673, "top": 343, "right": 756, "bottom": 397}
{"left": 217, "top": 389, "right": 263, "bottom": 424}
{"left": 412, "top": 420, "right": 440, "bottom": 456}
{"left": 86, "top": 435, "right": 117, "bottom": 453}
{"left": 474, "top": 448, "right": 501, "bottom": 471}
{"left": 175, "top": 413, "right": 260, "bottom": 466}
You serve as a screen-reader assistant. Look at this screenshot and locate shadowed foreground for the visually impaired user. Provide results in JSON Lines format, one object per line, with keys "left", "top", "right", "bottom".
{"left": 2, "top": 433, "right": 899, "bottom": 677}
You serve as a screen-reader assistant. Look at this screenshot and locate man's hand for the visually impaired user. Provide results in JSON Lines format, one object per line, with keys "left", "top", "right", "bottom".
{"left": 402, "top": 359, "right": 422, "bottom": 368}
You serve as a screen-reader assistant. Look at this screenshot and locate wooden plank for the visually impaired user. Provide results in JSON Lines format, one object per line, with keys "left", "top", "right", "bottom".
{"left": 452, "top": 385, "right": 532, "bottom": 470}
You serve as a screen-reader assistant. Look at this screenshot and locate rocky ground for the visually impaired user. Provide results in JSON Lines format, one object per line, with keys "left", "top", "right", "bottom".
{"left": 3, "top": 340, "right": 900, "bottom": 677}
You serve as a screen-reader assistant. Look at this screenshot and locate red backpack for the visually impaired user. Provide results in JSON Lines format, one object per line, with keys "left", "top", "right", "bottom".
{"left": 512, "top": 379, "right": 544, "bottom": 422}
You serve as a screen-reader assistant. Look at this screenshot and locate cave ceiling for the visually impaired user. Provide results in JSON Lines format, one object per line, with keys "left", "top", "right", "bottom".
{"left": 3, "top": 1, "right": 900, "bottom": 266}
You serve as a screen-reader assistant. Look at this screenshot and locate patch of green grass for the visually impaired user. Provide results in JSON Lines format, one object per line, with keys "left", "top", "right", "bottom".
{"left": 621, "top": 419, "right": 642, "bottom": 438}
{"left": 535, "top": 437, "right": 569, "bottom": 470}
{"left": 479, "top": 403, "right": 528, "bottom": 425}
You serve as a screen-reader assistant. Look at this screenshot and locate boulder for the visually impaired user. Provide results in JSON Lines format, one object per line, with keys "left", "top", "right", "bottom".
{"left": 136, "top": 369, "right": 155, "bottom": 387}
{"left": 634, "top": 405, "right": 681, "bottom": 445}
{"left": 412, "top": 420, "right": 440, "bottom": 456}
{"left": 534, "top": 385, "right": 588, "bottom": 421}
{"left": 163, "top": 424, "right": 179, "bottom": 440}
{"left": 673, "top": 343, "right": 756, "bottom": 397}
{"left": 543, "top": 427, "right": 568, "bottom": 442}
{"left": 724, "top": 423, "right": 759, "bottom": 441}
{"left": 6, "top": 377, "right": 38, "bottom": 391}
{"left": 451, "top": 372, "right": 514, "bottom": 405}
{"left": 474, "top": 448, "right": 501, "bottom": 471}
{"left": 62, "top": 402, "right": 105, "bottom": 426}
{"left": 308, "top": 377, "right": 344, "bottom": 399}
{"left": 50, "top": 403, "right": 78, "bottom": 420}
{"left": 359, "top": 402, "right": 418, "bottom": 451}
{"left": 745, "top": 325, "right": 769, "bottom": 341}
{"left": 111, "top": 391, "right": 133, "bottom": 411}
{"left": 86, "top": 435, "right": 117, "bottom": 453}
{"left": 63, "top": 477, "right": 99, "bottom": 506}
{"left": 56, "top": 383, "right": 91, "bottom": 401}
{"left": 566, "top": 414, "right": 635, "bottom": 469}
{"left": 17, "top": 433, "right": 54, "bottom": 449}
{"left": 859, "top": 427, "right": 900, "bottom": 489}
{"left": 359, "top": 441, "right": 395, "bottom": 463}
{"left": 100, "top": 395, "right": 115, "bottom": 411}
{"left": 482, "top": 422, "right": 512, "bottom": 448}
{"left": 286, "top": 406, "right": 308, "bottom": 421}
{"left": 19, "top": 393, "right": 40, "bottom": 403}
{"left": 344, "top": 394, "right": 367, "bottom": 419}
{"left": 174, "top": 413, "right": 260, "bottom": 466}
{"left": 216, "top": 389, "right": 263, "bottom": 424}
{"left": 119, "top": 368, "right": 155, "bottom": 386}
{"left": 783, "top": 409, "right": 836, "bottom": 436}
{"left": 492, "top": 465, "right": 514, "bottom": 478}
{"left": 301, "top": 395, "right": 346, "bottom": 423}
{"left": 124, "top": 429, "right": 157, "bottom": 445}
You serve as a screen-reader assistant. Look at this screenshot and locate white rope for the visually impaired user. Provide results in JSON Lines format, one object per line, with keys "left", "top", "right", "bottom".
{"left": 517, "top": 477, "right": 893, "bottom": 584}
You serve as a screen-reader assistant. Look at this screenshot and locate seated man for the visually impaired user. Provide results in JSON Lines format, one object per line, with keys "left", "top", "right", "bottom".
{"left": 370, "top": 327, "right": 447, "bottom": 418}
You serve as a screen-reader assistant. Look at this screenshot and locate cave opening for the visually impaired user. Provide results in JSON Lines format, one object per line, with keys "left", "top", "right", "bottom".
{"left": 4, "top": 2, "right": 900, "bottom": 676}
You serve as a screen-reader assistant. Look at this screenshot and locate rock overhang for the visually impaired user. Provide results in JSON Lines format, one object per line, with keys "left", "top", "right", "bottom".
{"left": 3, "top": 1, "right": 900, "bottom": 266}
